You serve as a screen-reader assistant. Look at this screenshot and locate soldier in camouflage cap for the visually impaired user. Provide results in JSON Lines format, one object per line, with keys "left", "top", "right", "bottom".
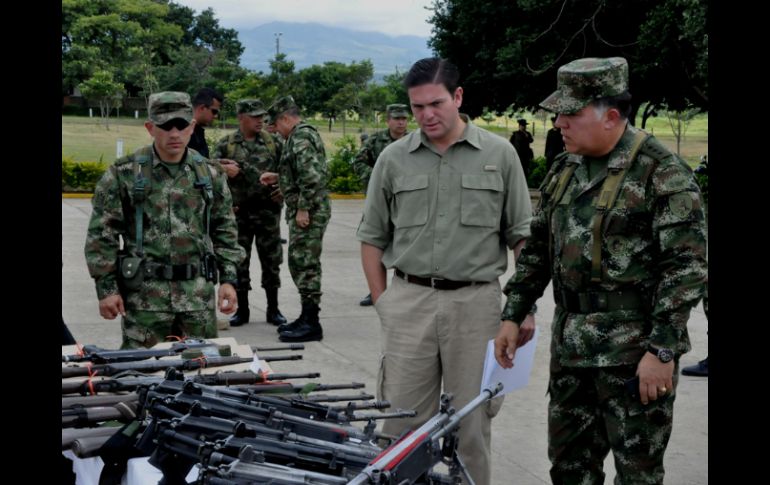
{"left": 351, "top": 103, "right": 409, "bottom": 306}
{"left": 494, "top": 58, "right": 707, "bottom": 483}
{"left": 212, "top": 98, "right": 287, "bottom": 328}
{"left": 260, "top": 95, "right": 330, "bottom": 342}
{"left": 85, "top": 91, "right": 245, "bottom": 349}
{"left": 540, "top": 57, "right": 629, "bottom": 115}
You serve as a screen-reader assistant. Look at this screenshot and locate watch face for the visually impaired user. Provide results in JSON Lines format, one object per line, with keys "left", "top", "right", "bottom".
{"left": 658, "top": 348, "right": 674, "bottom": 363}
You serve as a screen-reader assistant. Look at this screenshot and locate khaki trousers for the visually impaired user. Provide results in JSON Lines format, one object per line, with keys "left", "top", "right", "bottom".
{"left": 375, "top": 275, "right": 504, "bottom": 485}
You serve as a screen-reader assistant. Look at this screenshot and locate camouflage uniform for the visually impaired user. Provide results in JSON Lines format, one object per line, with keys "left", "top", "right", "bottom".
{"left": 212, "top": 103, "right": 283, "bottom": 293}
{"left": 352, "top": 104, "right": 409, "bottom": 189}
{"left": 270, "top": 97, "right": 331, "bottom": 306}
{"left": 84, "top": 92, "right": 244, "bottom": 349}
{"left": 501, "top": 58, "right": 707, "bottom": 484}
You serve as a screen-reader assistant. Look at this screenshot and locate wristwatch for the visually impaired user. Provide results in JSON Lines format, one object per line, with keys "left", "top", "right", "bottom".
{"left": 647, "top": 345, "right": 674, "bottom": 363}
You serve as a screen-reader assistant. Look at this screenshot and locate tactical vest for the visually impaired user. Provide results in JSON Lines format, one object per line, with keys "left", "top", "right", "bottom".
{"left": 130, "top": 151, "right": 214, "bottom": 257}
{"left": 224, "top": 130, "right": 277, "bottom": 160}
{"left": 540, "top": 129, "right": 650, "bottom": 284}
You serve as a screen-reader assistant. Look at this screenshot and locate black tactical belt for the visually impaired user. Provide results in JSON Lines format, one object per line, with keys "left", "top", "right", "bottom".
{"left": 143, "top": 261, "right": 205, "bottom": 281}
{"left": 559, "top": 288, "right": 649, "bottom": 314}
{"left": 395, "top": 269, "right": 477, "bottom": 291}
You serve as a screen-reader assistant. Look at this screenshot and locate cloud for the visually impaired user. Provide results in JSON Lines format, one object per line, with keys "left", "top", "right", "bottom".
{"left": 174, "top": 0, "right": 434, "bottom": 37}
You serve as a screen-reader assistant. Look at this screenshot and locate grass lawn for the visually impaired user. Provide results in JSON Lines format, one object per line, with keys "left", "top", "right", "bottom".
{"left": 63, "top": 113, "right": 708, "bottom": 167}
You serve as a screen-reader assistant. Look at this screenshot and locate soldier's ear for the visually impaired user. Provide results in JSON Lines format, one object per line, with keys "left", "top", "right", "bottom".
{"left": 144, "top": 121, "right": 155, "bottom": 136}
{"left": 604, "top": 108, "right": 621, "bottom": 128}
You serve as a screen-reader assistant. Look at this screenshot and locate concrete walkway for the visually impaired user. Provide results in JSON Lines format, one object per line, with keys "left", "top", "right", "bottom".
{"left": 62, "top": 198, "right": 708, "bottom": 484}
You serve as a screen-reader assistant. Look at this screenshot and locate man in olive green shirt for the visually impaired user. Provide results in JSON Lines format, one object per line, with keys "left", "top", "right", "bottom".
{"left": 356, "top": 57, "right": 532, "bottom": 485}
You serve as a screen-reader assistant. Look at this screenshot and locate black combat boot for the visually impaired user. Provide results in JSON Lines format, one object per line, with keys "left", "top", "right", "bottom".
{"left": 229, "top": 290, "right": 250, "bottom": 327}
{"left": 279, "top": 302, "right": 323, "bottom": 342}
{"left": 265, "top": 287, "right": 287, "bottom": 326}
{"left": 276, "top": 304, "right": 306, "bottom": 333}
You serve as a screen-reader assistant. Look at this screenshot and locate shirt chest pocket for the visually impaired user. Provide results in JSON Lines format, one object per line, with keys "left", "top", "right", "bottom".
{"left": 392, "top": 175, "right": 429, "bottom": 228}
{"left": 460, "top": 173, "right": 504, "bottom": 227}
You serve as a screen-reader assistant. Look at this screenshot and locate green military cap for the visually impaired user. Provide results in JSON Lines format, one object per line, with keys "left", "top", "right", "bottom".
{"left": 236, "top": 99, "right": 267, "bottom": 116}
{"left": 148, "top": 91, "right": 193, "bottom": 124}
{"left": 268, "top": 95, "right": 298, "bottom": 120}
{"left": 540, "top": 57, "right": 629, "bottom": 114}
{"left": 386, "top": 103, "right": 409, "bottom": 118}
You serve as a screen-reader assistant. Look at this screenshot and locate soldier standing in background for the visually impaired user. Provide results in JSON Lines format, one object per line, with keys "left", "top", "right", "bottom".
{"left": 84, "top": 92, "right": 244, "bottom": 348}
{"left": 352, "top": 103, "right": 409, "bottom": 307}
{"left": 494, "top": 58, "right": 707, "bottom": 484}
{"left": 544, "top": 115, "right": 566, "bottom": 171}
{"left": 261, "top": 96, "right": 331, "bottom": 342}
{"left": 188, "top": 87, "right": 224, "bottom": 158}
{"left": 510, "top": 118, "right": 534, "bottom": 180}
{"left": 212, "top": 99, "right": 287, "bottom": 328}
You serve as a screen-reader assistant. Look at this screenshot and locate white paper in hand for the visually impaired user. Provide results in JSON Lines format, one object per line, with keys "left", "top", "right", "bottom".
{"left": 480, "top": 327, "right": 539, "bottom": 396}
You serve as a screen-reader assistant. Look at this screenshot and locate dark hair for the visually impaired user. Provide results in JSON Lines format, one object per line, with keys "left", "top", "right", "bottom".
{"left": 403, "top": 57, "right": 460, "bottom": 94}
{"left": 591, "top": 91, "right": 633, "bottom": 120}
{"left": 192, "top": 87, "right": 223, "bottom": 108}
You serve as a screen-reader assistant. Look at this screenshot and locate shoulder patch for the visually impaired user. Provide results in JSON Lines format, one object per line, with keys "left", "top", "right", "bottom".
{"left": 668, "top": 192, "right": 694, "bottom": 218}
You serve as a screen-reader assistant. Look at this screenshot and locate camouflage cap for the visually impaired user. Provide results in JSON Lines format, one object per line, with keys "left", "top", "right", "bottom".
{"left": 540, "top": 57, "right": 629, "bottom": 114}
{"left": 148, "top": 91, "right": 193, "bottom": 124}
{"left": 236, "top": 99, "right": 267, "bottom": 116}
{"left": 386, "top": 103, "right": 409, "bottom": 118}
{"left": 267, "top": 95, "right": 298, "bottom": 120}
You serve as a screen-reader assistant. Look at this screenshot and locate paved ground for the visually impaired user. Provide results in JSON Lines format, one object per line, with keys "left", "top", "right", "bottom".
{"left": 62, "top": 197, "right": 708, "bottom": 484}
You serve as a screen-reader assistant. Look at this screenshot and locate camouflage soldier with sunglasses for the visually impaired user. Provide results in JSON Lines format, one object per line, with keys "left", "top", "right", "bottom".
{"left": 84, "top": 92, "right": 245, "bottom": 349}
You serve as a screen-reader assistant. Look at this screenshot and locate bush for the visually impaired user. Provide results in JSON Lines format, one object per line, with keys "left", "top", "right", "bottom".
{"left": 62, "top": 157, "right": 108, "bottom": 192}
{"left": 527, "top": 156, "right": 548, "bottom": 189}
{"left": 327, "top": 135, "right": 363, "bottom": 194}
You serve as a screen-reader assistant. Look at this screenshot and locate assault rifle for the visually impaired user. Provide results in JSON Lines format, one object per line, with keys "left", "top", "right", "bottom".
{"left": 62, "top": 354, "right": 301, "bottom": 378}
{"left": 62, "top": 342, "right": 304, "bottom": 364}
{"left": 62, "top": 369, "right": 320, "bottom": 395}
{"left": 348, "top": 383, "right": 504, "bottom": 485}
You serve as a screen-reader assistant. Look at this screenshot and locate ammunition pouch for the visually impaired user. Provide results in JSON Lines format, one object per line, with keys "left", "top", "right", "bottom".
{"left": 117, "top": 254, "right": 145, "bottom": 292}
{"left": 202, "top": 253, "right": 219, "bottom": 284}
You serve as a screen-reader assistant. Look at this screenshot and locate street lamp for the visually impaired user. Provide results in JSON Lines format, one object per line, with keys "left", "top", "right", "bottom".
{"left": 274, "top": 32, "right": 283, "bottom": 57}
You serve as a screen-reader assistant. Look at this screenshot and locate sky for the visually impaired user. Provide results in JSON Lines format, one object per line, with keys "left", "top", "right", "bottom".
{"left": 174, "top": 0, "right": 436, "bottom": 38}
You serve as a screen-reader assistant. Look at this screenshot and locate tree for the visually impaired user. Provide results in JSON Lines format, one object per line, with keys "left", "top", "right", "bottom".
{"left": 79, "top": 70, "right": 123, "bottom": 130}
{"left": 62, "top": 0, "right": 245, "bottom": 99}
{"left": 663, "top": 107, "right": 701, "bottom": 156}
{"left": 428, "top": 0, "right": 708, "bottom": 125}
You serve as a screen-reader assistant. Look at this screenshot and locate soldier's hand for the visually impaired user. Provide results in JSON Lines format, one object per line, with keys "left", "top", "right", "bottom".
{"left": 494, "top": 320, "right": 520, "bottom": 368}
{"left": 635, "top": 353, "right": 675, "bottom": 405}
{"left": 270, "top": 185, "right": 284, "bottom": 204}
{"left": 260, "top": 172, "right": 279, "bottom": 186}
{"left": 517, "top": 313, "right": 536, "bottom": 347}
{"left": 296, "top": 209, "right": 310, "bottom": 228}
{"left": 99, "top": 294, "right": 125, "bottom": 320}
{"left": 218, "top": 283, "right": 238, "bottom": 315}
{"left": 219, "top": 159, "right": 240, "bottom": 178}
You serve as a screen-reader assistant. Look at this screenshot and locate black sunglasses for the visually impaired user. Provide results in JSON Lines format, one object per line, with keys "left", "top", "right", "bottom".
{"left": 209, "top": 107, "right": 220, "bottom": 116}
{"left": 156, "top": 118, "right": 191, "bottom": 131}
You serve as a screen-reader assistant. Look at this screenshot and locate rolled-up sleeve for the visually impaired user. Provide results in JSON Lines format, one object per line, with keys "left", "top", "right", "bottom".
{"left": 356, "top": 150, "right": 393, "bottom": 249}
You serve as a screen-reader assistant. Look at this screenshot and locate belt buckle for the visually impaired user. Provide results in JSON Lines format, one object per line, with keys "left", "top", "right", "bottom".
{"left": 430, "top": 277, "right": 445, "bottom": 289}
{"left": 589, "top": 291, "right": 608, "bottom": 311}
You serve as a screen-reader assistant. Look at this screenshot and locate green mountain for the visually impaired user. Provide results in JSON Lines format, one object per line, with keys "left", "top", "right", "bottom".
{"left": 239, "top": 21, "right": 433, "bottom": 78}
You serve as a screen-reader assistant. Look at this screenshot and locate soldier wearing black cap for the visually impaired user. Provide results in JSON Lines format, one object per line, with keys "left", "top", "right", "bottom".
{"left": 510, "top": 118, "right": 534, "bottom": 179}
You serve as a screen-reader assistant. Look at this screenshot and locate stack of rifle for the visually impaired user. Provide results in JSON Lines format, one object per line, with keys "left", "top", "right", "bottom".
{"left": 62, "top": 338, "right": 503, "bottom": 484}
